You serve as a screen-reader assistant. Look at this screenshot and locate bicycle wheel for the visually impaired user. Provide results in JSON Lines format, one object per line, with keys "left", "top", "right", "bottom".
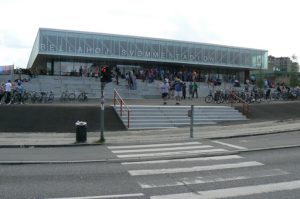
{"left": 68, "top": 93, "right": 76, "bottom": 101}
{"left": 254, "top": 96, "right": 262, "bottom": 103}
{"left": 10, "top": 93, "right": 19, "bottom": 104}
{"left": 216, "top": 95, "right": 224, "bottom": 104}
{"left": 31, "top": 92, "right": 40, "bottom": 103}
{"left": 83, "top": 95, "right": 88, "bottom": 101}
{"left": 205, "top": 95, "right": 213, "bottom": 103}
{"left": 48, "top": 93, "right": 54, "bottom": 103}
{"left": 60, "top": 92, "right": 67, "bottom": 102}
{"left": 23, "top": 93, "right": 31, "bottom": 103}
{"left": 77, "top": 93, "right": 83, "bottom": 101}
{"left": 0, "top": 94, "right": 4, "bottom": 104}
{"left": 271, "top": 92, "right": 279, "bottom": 101}
{"left": 265, "top": 95, "right": 271, "bottom": 103}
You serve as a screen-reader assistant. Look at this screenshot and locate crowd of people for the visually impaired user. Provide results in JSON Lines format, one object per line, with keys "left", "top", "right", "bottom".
{"left": 0, "top": 80, "right": 25, "bottom": 105}
{"left": 159, "top": 76, "right": 200, "bottom": 105}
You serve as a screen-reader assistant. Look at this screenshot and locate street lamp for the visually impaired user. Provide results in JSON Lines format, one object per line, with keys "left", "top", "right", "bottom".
{"left": 100, "top": 78, "right": 105, "bottom": 142}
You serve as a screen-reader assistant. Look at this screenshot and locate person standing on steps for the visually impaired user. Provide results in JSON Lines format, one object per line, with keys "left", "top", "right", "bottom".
{"left": 192, "top": 81, "right": 198, "bottom": 98}
{"left": 160, "top": 79, "right": 170, "bottom": 105}
{"left": 174, "top": 77, "right": 183, "bottom": 105}
{"left": 182, "top": 82, "right": 186, "bottom": 100}
{"left": 188, "top": 82, "right": 193, "bottom": 100}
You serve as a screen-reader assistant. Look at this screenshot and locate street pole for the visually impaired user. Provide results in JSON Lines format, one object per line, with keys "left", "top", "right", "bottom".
{"left": 100, "top": 72, "right": 105, "bottom": 142}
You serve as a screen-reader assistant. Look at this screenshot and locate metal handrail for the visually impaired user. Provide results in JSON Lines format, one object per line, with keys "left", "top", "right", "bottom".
{"left": 113, "top": 89, "right": 131, "bottom": 128}
{"left": 230, "top": 91, "right": 250, "bottom": 118}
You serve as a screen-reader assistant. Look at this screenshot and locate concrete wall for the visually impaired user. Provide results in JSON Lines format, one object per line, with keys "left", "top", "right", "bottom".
{"left": 0, "top": 105, "right": 126, "bottom": 132}
{"left": 249, "top": 102, "right": 300, "bottom": 121}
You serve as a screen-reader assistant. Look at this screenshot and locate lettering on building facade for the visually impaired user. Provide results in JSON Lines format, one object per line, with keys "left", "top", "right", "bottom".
{"left": 39, "top": 31, "right": 266, "bottom": 68}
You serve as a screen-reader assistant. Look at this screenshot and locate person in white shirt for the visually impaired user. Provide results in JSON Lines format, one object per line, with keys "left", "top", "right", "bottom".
{"left": 160, "top": 79, "right": 170, "bottom": 105}
{"left": 5, "top": 80, "right": 12, "bottom": 104}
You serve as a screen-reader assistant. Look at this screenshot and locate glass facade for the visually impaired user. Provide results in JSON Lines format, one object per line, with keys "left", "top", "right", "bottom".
{"left": 27, "top": 28, "right": 268, "bottom": 71}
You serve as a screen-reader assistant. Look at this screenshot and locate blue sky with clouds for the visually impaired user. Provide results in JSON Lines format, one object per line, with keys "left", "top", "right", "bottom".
{"left": 0, "top": 0, "right": 299, "bottom": 68}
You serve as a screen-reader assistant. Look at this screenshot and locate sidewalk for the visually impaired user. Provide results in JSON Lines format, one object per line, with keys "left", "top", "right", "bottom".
{"left": 1, "top": 119, "right": 300, "bottom": 165}
{"left": 1, "top": 119, "right": 300, "bottom": 147}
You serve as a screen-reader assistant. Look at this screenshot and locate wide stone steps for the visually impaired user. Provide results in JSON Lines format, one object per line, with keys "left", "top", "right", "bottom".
{"left": 114, "top": 105, "right": 247, "bottom": 130}
{"left": 22, "top": 75, "right": 151, "bottom": 99}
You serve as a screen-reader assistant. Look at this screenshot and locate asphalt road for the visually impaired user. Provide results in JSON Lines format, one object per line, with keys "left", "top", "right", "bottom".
{"left": 211, "top": 130, "right": 300, "bottom": 150}
{"left": 2, "top": 133, "right": 300, "bottom": 198}
{"left": 1, "top": 148, "right": 300, "bottom": 198}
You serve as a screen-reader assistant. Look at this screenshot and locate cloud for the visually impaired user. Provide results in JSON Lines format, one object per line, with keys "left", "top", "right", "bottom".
{"left": 1, "top": 0, "right": 300, "bottom": 68}
{"left": 0, "top": 31, "right": 31, "bottom": 49}
{"left": 0, "top": 46, "right": 30, "bottom": 67}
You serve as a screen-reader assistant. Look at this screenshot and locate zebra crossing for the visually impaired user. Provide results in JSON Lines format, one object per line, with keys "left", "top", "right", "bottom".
{"left": 107, "top": 141, "right": 299, "bottom": 198}
{"left": 108, "top": 141, "right": 227, "bottom": 159}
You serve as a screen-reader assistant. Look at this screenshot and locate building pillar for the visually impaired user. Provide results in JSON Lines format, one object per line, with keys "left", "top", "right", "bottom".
{"left": 245, "top": 70, "right": 250, "bottom": 83}
{"left": 51, "top": 60, "right": 54, "bottom": 75}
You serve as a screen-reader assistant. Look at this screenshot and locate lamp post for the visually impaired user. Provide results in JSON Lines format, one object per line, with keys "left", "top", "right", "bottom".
{"left": 100, "top": 66, "right": 105, "bottom": 142}
{"left": 190, "top": 105, "right": 194, "bottom": 138}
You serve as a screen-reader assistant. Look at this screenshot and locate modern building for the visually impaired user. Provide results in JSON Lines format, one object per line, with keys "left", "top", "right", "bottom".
{"left": 268, "top": 56, "right": 298, "bottom": 73}
{"left": 27, "top": 28, "right": 268, "bottom": 82}
{"left": 266, "top": 55, "right": 299, "bottom": 84}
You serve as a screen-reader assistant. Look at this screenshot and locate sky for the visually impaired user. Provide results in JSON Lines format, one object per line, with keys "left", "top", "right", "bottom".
{"left": 0, "top": 0, "right": 299, "bottom": 68}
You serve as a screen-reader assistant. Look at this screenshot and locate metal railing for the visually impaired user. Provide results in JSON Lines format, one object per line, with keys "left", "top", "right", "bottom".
{"left": 113, "top": 89, "right": 131, "bottom": 128}
{"left": 230, "top": 91, "right": 250, "bottom": 118}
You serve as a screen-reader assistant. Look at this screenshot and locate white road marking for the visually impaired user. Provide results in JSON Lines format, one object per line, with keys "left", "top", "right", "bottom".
{"left": 139, "top": 169, "right": 289, "bottom": 188}
{"left": 212, "top": 140, "right": 248, "bottom": 150}
{"left": 151, "top": 180, "right": 300, "bottom": 199}
{"left": 46, "top": 193, "right": 144, "bottom": 199}
{"left": 107, "top": 142, "right": 201, "bottom": 149}
{"left": 117, "top": 148, "right": 228, "bottom": 159}
{"left": 129, "top": 161, "right": 263, "bottom": 176}
{"left": 122, "top": 155, "right": 242, "bottom": 165}
{"left": 112, "top": 145, "right": 213, "bottom": 154}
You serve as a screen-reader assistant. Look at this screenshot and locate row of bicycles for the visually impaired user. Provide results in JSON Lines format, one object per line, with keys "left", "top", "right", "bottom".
{"left": 205, "top": 88, "right": 300, "bottom": 104}
{"left": 1, "top": 90, "right": 88, "bottom": 104}
{"left": 59, "top": 90, "right": 88, "bottom": 102}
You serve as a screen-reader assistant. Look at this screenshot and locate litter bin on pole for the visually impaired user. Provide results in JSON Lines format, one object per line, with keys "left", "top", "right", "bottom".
{"left": 75, "top": 121, "right": 87, "bottom": 143}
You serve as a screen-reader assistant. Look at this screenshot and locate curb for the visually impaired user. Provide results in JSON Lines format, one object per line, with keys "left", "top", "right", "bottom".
{"left": 208, "top": 128, "right": 300, "bottom": 140}
{"left": 1, "top": 127, "right": 300, "bottom": 148}
{"left": 0, "top": 142, "right": 104, "bottom": 149}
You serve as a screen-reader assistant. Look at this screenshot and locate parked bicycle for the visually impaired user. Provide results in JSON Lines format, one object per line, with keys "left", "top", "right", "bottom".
{"left": 60, "top": 90, "right": 76, "bottom": 102}
{"left": 205, "top": 90, "right": 224, "bottom": 104}
{"left": 9, "top": 89, "right": 22, "bottom": 104}
{"left": 77, "top": 91, "right": 88, "bottom": 102}
{"left": 22, "top": 90, "right": 32, "bottom": 104}
{"left": 31, "top": 91, "right": 54, "bottom": 103}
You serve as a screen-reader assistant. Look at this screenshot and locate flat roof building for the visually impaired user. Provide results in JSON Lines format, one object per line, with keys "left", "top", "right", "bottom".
{"left": 27, "top": 28, "right": 268, "bottom": 82}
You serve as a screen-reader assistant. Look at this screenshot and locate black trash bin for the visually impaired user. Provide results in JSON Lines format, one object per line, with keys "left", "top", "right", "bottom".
{"left": 75, "top": 121, "right": 87, "bottom": 143}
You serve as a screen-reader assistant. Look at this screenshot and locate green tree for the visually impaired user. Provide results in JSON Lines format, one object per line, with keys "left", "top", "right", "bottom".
{"left": 256, "top": 69, "right": 264, "bottom": 89}
{"left": 289, "top": 64, "right": 299, "bottom": 87}
{"left": 289, "top": 55, "right": 299, "bottom": 87}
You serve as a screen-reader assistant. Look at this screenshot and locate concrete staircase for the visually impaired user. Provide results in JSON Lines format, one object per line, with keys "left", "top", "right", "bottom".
{"left": 14, "top": 75, "right": 162, "bottom": 100}
{"left": 1, "top": 74, "right": 241, "bottom": 100}
{"left": 115, "top": 105, "right": 247, "bottom": 130}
